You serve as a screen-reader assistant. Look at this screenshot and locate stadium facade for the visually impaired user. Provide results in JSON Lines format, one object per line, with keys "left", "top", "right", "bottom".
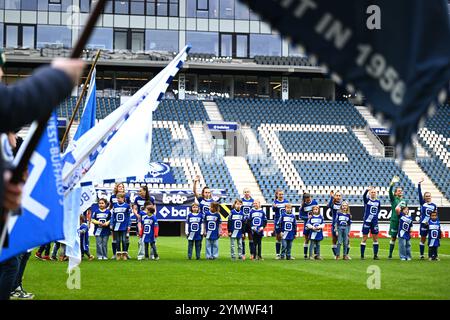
{"left": 1, "top": 1, "right": 450, "bottom": 228}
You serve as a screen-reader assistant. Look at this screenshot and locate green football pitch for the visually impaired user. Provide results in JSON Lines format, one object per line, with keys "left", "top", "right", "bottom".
{"left": 23, "top": 236, "right": 450, "bottom": 300}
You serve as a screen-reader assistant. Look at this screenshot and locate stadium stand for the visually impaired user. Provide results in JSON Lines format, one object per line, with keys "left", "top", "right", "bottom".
{"left": 417, "top": 104, "right": 450, "bottom": 201}
{"left": 216, "top": 98, "right": 417, "bottom": 205}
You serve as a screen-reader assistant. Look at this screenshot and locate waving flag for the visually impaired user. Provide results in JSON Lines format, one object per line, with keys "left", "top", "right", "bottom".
{"left": 0, "top": 114, "right": 64, "bottom": 262}
{"left": 240, "top": 0, "right": 450, "bottom": 156}
{"left": 62, "top": 45, "right": 190, "bottom": 190}
{"left": 73, "top": 68, "right": 97, "bottom": 141}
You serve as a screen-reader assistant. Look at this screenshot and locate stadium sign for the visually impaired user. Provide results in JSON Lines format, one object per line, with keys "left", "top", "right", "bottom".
{"left": 128, "top": 162, "right": 176, "bottom": 184}
{"left": 156, "top": 205, "right": 190, "bottom": 220}
{"left": 371, "top": 128, "right": 391, "bottom": 135}
{"left": 259, "top": 205, "right": 450, "bottom": 222}
{"left": 207, "top": 122, "right": 239, "bottom": 131}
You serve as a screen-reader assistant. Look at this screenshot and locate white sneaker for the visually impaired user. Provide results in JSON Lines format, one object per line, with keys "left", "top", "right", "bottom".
{"left": 137, "top": 256, "right": 143, "bottom": 261}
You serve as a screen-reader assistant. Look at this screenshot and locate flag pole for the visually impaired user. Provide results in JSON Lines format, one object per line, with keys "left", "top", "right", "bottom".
{"left": 60, "top": 49, "right": 101, "bottom": 152}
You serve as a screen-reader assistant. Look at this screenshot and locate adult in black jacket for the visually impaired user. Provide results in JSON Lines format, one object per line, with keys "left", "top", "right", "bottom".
{"left": 0, "top": 49, "right": 84, "bottom": 300}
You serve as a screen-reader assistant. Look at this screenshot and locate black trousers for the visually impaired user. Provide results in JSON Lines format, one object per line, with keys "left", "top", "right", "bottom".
{"left": 252, "top": 232, "right": 262, "bottom": 258}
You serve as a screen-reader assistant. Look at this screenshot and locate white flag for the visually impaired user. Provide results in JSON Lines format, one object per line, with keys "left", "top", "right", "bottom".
{"left": 61, "top": 45, "right": 190, "bottom": 189}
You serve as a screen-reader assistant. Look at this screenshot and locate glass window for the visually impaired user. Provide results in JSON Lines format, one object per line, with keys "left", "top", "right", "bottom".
{"left": 147, "top": 0, "right": 155, "bottom": 15}
{"left": 186, "top": 0, "right": 196, "bottom": 17}
{"left": 220, "top": 0, "right": 234, "bottom": 19}
{"left": 197, "top": 0, "right": 207, "bottom": 10}
{"left": 209, "top": 0, "right": 218, "bottom": 18}
{"left": 0, "top": 1, "right": 4, "bottom": 9}
{"left": 103, "top": 1, "right": 113, "bottom": 13}
{"left": 5, "top": 0, "right": 20, "bottom": 9}
{"left": 22, "top": 26, "right": 35, "bottom": 48}
{"left": 114, "top": 30, "right": 128, "bottom": 50}
{"left": 37, "top": 0, "right": 47, "bottom": 10}
{"left": 0, "top": 23, "right": 3, "bottom": 46}
{"left": 5, "top": 25, "right": 18, "bottom": 48}
{"left": 115, "top": 0, "right": 129, "bottom": 14}
{"left": 157, "top": 0, "right": 167, "bottom": 16}
{"left": 88, "top": 27, "right": 113, "bottom": 50}
{"left": 131, "top": 31, "right": 144, "bottom": 51}
{"left": 186, "top": 31, "right": 218, "bottom": 55}
{"left": 220, "top": 34, "right": 232, "bottom": 57}
{"left": 130, "top": 0, "right": 144, "bottom": 15}
{"left": 48, "top": 0, "right": 61, "bottom": 12}
{"left": 80, "top": 0, "right": 90, "bottom": 13}
{"left": 250, "top": 34, "right": 282, "bottom": 57}
{"left": 61, "top": 0, "right": 70, "bottom": 11}
{"left": 169, "top": 1, "right": 178, "bottom": 17}
{"left": 37, "top": 25, "right": 71, "bottom": 48}
{"left": 234, "top": 0, "right": 249, "bottom": 20}
{"left": 236, "top": 34, "right": 248, "bottom": 58}
{"left": 21, "top": 0, "right": 38, "bottom": 10}
{"left": 249, "top": 9, "right": 259, "bottom": 21}
{"left": 145, "top": 29, "right": 178, "bottom": 52}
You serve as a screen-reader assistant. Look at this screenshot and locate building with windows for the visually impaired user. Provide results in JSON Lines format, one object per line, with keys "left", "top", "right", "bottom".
{"left": 0, "top": 0, "right": 336, "bottom": 100}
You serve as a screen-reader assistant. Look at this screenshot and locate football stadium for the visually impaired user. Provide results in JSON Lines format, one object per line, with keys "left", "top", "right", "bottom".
{"left": 0, "top": 0, "right": 450, "bottom": 305}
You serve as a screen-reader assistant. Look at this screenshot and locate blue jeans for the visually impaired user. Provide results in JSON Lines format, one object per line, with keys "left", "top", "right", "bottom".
{"left": 281, "top": 239, "right": 293, "bottom": 258}
{"left": 188, "top": 239, "right": 202, "bottom": 259}
{"left": 336, "top": 226, "right": 349, "bottom": 257}
{"left": 96, "top": 235, "right": 109, "bottom": 258}
{"left": 399, "top": 238, "right": 411, "bottom": 260}
{"left": 309, "top": 240, "right": 321, "bottom": 257}
{"left": 0, "top": 255, "right": 19, "bottom": 300}
{"left": 206, "top": 239, "right": 219, "bottom": 259}
{"left": 230, "top": 237, "right": 243, "bottom": 259}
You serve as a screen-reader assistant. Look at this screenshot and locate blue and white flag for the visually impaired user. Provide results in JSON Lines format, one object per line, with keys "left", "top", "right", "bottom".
{"left": 240, "top": 0, "right": 450, "bottom": 156}
{"left": 62, "top": 45, "right": 190, "bottom": 190}
{"left": 0, "top": 114, "right": 64, "bottom": 262}
{"left": 73, "top": 68, "right": 96, "bottom": 141}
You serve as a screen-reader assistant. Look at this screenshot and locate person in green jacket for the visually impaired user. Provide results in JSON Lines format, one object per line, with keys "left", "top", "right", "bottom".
{"left": 388, "top": 176, "right": 408, "bottom": 259}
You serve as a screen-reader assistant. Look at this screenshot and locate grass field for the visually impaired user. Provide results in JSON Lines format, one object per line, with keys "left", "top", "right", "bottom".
{"left": 24, "top": 236, "right": 450, "bottom": 300}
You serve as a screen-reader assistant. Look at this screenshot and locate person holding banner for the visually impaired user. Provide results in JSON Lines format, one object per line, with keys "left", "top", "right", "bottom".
{"left": 0, "top": 49, "right": 84, "bottom": 300}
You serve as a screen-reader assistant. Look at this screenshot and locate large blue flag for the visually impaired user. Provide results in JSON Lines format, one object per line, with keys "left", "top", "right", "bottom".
{"left": 73, "top": 68, "right": 96, "bottom": 141}
{"left": 240, "top": 0, "right": 450, "bottom": 156}
{"left": 0, "top": 113, "right": 64, "bottom": 262}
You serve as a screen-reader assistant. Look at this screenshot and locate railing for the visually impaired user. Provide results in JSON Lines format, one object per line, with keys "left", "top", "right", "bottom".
{"left": 364, "top": 126, "right": 385, "bottom": 156}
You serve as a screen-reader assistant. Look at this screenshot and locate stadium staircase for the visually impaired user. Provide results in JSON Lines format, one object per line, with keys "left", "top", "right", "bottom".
{"left": 241, "top": 125, "right": 264, "bottom": 155}
{"left": 203, "top": 101, "right": 223, "bottom": 121}
{"left": 352, "top": 128, "right": 384, "bottom": 157}
{"left": 400, "top": 160, "right": 450, "bottom": 206}
{"left": 355, "top": 105, "right": 386, "bottom": 128}
{"left": 223, "top": 156, "right": 265, "bottom": 202}
{"left": 190, "top": 123, "right": 214, "bottom": 154}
